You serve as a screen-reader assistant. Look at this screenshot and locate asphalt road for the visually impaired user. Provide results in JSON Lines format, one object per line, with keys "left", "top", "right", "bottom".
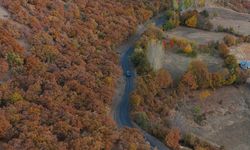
{"left": 113, "top": 13, "right": 170, "bottom": 150}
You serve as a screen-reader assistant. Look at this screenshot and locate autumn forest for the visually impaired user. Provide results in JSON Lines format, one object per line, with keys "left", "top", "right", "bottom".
{"left": 0, "top": 0, "right": 169, "bottom": 149}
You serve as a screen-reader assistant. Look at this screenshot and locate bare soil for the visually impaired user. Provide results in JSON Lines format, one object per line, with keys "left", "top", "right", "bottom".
{"left": 0, "top": 6, "right": 10, "bottom": 19}
{"left": 205, "top": 6, "right": 250, "bottom": 35}
{"left": 166, "top": 26, "right": 227, "bottom": 44}
{"left": 230, "top": 43, "right": 250, "bottom": 61}
{"left": 164, "top": 52, "right": 223, "bottom": 81}
{"left": 169, "top": 85, "right": 250, "bottom": 150}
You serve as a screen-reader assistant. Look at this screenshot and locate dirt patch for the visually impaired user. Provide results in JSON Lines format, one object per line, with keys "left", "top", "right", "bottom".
{"left": 0, "top": 6, "right": 10, "bottom": 19}
{"left": 169, "top": 85, "right": 250, "bottom": 150}
{"left": 230, "top": 43, "right": 250, "bottom": 62}
{"left": 205, "top": 7, "right": 250, "bottom": 35}
{"left": 165, "top": 26, "right": 227, "bottom": 44}
{"left": 164, "top": 52, "right": 223, "bottom": 81}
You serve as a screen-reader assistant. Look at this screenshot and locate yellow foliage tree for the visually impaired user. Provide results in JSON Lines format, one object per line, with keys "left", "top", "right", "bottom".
{"left": 183, "top": 44, "right": 193, "bottom": 53}
{"left": 130, "top": 93, "right": 142, "bottom": 107}
{"left": 199, "top": 90, "right": 211, "bottom": 101}
{"left": 10, "top": 92, "right": 23, "bottom": 103}
{"left": 129, "top": 143, "right": 137, "bottom": 150}
{"left": 198, "top": 0, "right": 206, "bottom": 7}
{"left": 185, "top": 15, "right": 197, "bottom": 28}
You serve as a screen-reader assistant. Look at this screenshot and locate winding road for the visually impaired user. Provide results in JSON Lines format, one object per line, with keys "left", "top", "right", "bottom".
{"left": 112, "top": 13, "right": 170, "bottom": 150}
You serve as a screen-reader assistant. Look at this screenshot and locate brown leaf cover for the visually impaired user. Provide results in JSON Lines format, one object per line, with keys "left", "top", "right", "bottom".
{"left": 0, "top": 0, "right": 168, "bottom": 149}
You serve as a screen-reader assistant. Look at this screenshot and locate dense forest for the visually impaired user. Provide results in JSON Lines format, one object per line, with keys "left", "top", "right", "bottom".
{"left": 0, "top": 0, "right": 170, "bottom": 149}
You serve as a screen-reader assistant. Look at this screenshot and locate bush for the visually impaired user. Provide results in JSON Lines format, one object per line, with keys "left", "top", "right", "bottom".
{"left": 210, "top": 71, "right": 227, "bottom": 88}
{"left": 134, "top": 112, "right": 149, "bottom": 130}
{"left": 0, "top": 59, "right": 9, "bottom": 74}
{"left": 224, "top": 54, "right": 237, "bottom": 71}
{"left": 179, "top": 71, "right": 198, "bottom": 90}
{"left": 131, "top": 48, "right": 151, "bottom": 75}
{"left": 189, "top": 60, "right": 210, "bottom": 89}
{"left": 235, "top": 68, "right": 250, "bottom": 84}
{"left": 166, "top": 10, "right": 175, "bottom": 20}
{"left": 183, "top": 44, "right": 193, "bottom": 53}
{"left": 163, "top": 20, "right": 175, "bottom": 31}
{"left": 223, "top": 35, "right": 237, "bottom": 46}
{"left": 197, "top": 16, "right": 213, "bottom": 31}
{"left": 156, "top": 69, "right": 173, "bottom": 89}
{"left": 165, "top": 128, "right": 180, "bottom": 150}
{"left": 10, "top": 92, "right": 23, "bottom": 103}
{"left": 216, "top": 26, "right": 238, "bottom": 35}
{"left": 180, "top": 10, "right": 198, "bottom": 25}
{"left": 185, "top": 15, "right": 197, "bottom": 28}
{"left": 130, "top": 93, "right": 142, "bottom": 107}
{"left": 163, "top": 10, "right": 180, "bottom": 31}
{"left": 218, "top": 42, "right": 230, "bottom": 58}
{"left": 199, "top": 90, "right": 211, "bottom": 101}
{"left": 200, "top": 10, "right": 209, "bottom": 18}
{"left": 7, "top": 52, "right": 23, "bottom": 67}
{"left": 0, "top": 114, "right": 11, "bottom": 138}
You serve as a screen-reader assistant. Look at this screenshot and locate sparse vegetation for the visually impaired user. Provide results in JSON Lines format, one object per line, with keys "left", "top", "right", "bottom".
{"left": 218, "top": 42, "right": 230, "bottom": 58}
{"left": 223, "top": 35, "right": 237, "bottom": 46}
{"left": 163, "top": 10, "right": 180, "bottom": 31}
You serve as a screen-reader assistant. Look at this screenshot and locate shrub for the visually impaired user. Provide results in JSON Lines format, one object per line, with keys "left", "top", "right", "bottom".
{"left": 165, "top": 128, "right": 180, "bottom": 150}
{"left": 200, "top": 10, "right": 209, "bottom": 18}
{"left": 210, "top": 71, "right": 227, "bottom": 88}
{"left": 10, "top": 92, "right": 23, "bottom": 103}
{"left": 180, "top": 10, "right": 198, "bottom": 24}
{"left": 0, "top": 114, "right": 11, "bottom": 138}
{"left": 199, "top": 90, "right": 211, "bottom": 101}
{"left": 131, "top": 48, "right": 151, "bottom": 75}
{"left": 163, "top": 20, "right": 175, "bottom": 31}
{"left": 183, "top": 44, "right": 193, "bottom": 53}
{"left": 179, "top": 71, "right": 198, "bottom": 90}
{"left": 166, "top": 10, "right": 175, "bottom": 20}
{"left": 235, "top": 68, "right": 250, "bottom": 84}
{"left": 7, "top": 52, "right": 23, "bottom": 67}
{"left": 216, "top": 25, "right": 224, "bottom": 32}
{"left": 163, "top": 10, "right": 180, "bottom": 31}
{"left": 218, "top": 42, "right": 230, "bottom": 58}
{"left": 0, "top": 59, "right": 9, "bottom": 74}
{"left": 193, "top": 106, "right": 201, "bottom": 114}
{"left": 172, "top": 0, "right": 179, "bottom": 10}
{"left": 216, "top": 26, "right": 238, "bottom": 35}
{"left": 189, "top": 60, "right": 210, "bottom": 89}
{"left": 134, "top": 112, "right": 149, "bottom": 130}
{"left": 225, "top": 74, "right": 237, "bottom": 85}
{"left": 198, "top": 0, "right": 206, "bottom": 7}
{"left": 185, "top": 15, "right": 198, "bottom": 28}
{"left": 156, "top": 69, "right": 173, "bottom": 89}
{"left": 223, "top": 35, "right": 237, "bottom": 46}
{"left": 224, "top": 54, "right": 237, "bottom": 71}
{"left": 130, "top": 93, "right": 142, "bottom": 107}
{"left": 197, "top": 16, "right": 213, "bottom": 31}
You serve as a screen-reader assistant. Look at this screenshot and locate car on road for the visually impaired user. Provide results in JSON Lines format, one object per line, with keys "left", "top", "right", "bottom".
{"left": 125, "top": 70, "right": 132, "bottom": 77}
{"left": 239, "top": 61, "right": 250, "bottom": 70}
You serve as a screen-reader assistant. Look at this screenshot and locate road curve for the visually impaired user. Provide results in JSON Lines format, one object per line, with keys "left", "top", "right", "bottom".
{"left": 112, "top": 13, "right": 170, "bottom": 150}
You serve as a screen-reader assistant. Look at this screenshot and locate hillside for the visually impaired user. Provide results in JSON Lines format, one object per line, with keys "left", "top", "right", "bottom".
{"left": 0, "top": 0, "right": 169, "bottom": 149}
